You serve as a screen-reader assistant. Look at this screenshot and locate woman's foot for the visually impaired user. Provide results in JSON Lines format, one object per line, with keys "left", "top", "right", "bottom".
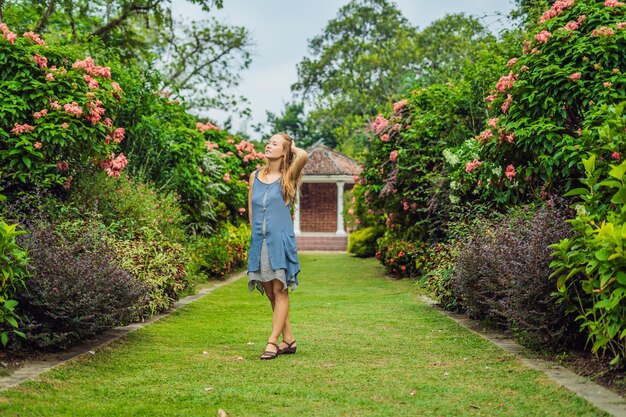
{"left": 277, "top": 340, "right": 297, "bottom": 355}
{"left": 260, "top": 342, "right": 279, "bottom": 360}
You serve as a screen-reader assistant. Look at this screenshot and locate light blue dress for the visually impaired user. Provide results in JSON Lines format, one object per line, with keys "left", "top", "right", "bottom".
{"left": 247, "top": 170, "right": 300, "bottom": 295}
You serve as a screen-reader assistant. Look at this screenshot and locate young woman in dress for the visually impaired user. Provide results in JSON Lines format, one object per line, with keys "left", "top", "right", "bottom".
{"left": 247, "top": 132, "right": 308, "bottom": 360}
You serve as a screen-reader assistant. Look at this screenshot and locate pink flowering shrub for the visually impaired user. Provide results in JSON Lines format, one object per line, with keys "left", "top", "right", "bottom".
{"left": 0, "top": 26, "right": 127, "bottom": 193}
{"left": 448, "top": 0, "right": 626, "bottom": 206}
{"left": 375, "top": 234, "right": 430, "bottom": 278}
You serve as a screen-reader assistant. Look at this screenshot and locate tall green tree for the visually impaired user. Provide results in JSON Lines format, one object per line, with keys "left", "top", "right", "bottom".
{"left": 291, "top": 0, "right": 420, "bottom": 154}
{"left": 253, "top": 101, "right": 319, "bottom": 148}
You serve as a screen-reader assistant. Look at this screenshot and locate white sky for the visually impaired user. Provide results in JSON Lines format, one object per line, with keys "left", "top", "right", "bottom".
{"left": 171, "top": 0, "right": 516, "bottom": 139}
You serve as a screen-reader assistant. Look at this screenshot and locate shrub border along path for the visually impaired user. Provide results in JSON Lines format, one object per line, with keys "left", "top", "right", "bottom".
{"left": 0, "top": 270, "right": 247, "bottom": 392}
{"left": 0, "top": 255, "right": 624, "bottom": 415}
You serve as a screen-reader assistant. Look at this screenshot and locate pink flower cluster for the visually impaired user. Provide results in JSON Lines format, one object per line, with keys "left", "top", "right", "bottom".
{"left": 381, "top": 134, "right": 390, "bottom": 142}
{"left": 501, "top": 94, "right": 513, "bottom": 114}
{"left": 389, "top": 150, "right": 398, "bottom": 162}
{"left": 499, "top": 131, "right": 516, "bottom": 144}
{"left": 569, "top": 72, "right": 582, "bottom": 80}
{"left": 85, "top": 100, "right": 105, "bottom": 125}
{"left": 34, "top": 142, "right": 42, "bottom": 149}
{"left": 534, "top": 30, "right": 552, "bottom": 44}
{"left": 605, "top": 0, "right": 625, "bottom": 6}
{"left": 111, "top": 82, "right": 123, "bottom": 94}
{"left": 63, "top": 175, "right": 73, "bottom": 190}
{"left": 488, "top": 118, "right": 499, "bottom": 129}
{"left": 33, "top": 109, "right": 48, "bottom": 119}
{"left": 0, "top": 23, "right": 16, "bottom": 44}
{"left": 84, "top": 74, "right": 99, "bottom": 90}
{"left": 564, "top": 21, "right": 579, "bottom": 31}
{"left": 496, "top": 72, "right": 518, "bottom": 92}
{"left": 475, "top": 129, "right": 494, "bottom": 142}
{"left": 46, "top": 73, "right": 54, "bottom": 81}
{"left": 64, "top": 102, "right": 83, "bottom": 117}
{"left": 11, "top": 123, "right": 35, "bottom": 135}
{"left": 506, "top": 58, "right": 518, "bottom": 67}
{"left": 370, "top": 114, "right": 389, "bottom": 134}
{"left": 33, "top": 54, "right": 47, "bottom": 69}
{"left": 205, "top": 141, "right": 219, "bottom": 151}
{"left": 57, "top": 161, "right": 69, "bottom": 171}
{"left": 23, "top": 31, "right": 45, "bottom": 46}
{"left": 223, "top": 173, "right": 231, "bottom": 182}
{"left": 196, "top": 122, "right": 221, "bottom": 132}
{"left": 105, "top": 127, "right": 125, "bottom": 144}
{"left": 611, "top": 151, "right": 621, "bottom": 161}
{"left": 236, "top": 140, "right": 266, "bottom": 162}
{"left": 540, "top": 0, "right": 575, "bottom": 23}
{"left": 465, "top": 158, "right": 483, "bottom": 173}
{"left": 618, "top": 22, "right": 626, "bottom": 29}
{"left": 99, "top": 153, "right": 128, "bottom": 177}
{"left": 505, "top": 164, "right": 517, "bottom": 181}
{"left": 49, "top": 99, "right": 62, "bottom": 110}
{"left": 592, "top": 26, "right": 615, "bottom": 37}
{"left": 393, "top": 99, "right": 408, "bottom": 113}
{"left": 72, "top": 57, "right": 111, "bottom": 79}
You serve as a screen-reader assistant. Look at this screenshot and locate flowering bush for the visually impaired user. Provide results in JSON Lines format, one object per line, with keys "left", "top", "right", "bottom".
{"left": 448, "top": 0, "right": 626, "bottom": 205}
{"left": 0, "top": 25, "right": 128, "bottom": 194}
{"left": 0, "top": 220, "right": 29, "bottom": 347}
{"left": 375, "top": 234, "right": 430, "bottom": 278}
{"left": 357, "top": 84, "right": 479, "bottom": 241}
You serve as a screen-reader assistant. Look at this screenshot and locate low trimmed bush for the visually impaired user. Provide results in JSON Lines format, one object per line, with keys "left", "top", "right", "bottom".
{"left": 107, "top": 230, "right": 192, "bottom": 315}
{"left": 347, "top": 226, "right": 384, "bottom": 257}
{"left": 450, "top": 203, "right": 584, "bottom": 350}
{"left": 14, "top": 221, "right": 148, "bottom": 351}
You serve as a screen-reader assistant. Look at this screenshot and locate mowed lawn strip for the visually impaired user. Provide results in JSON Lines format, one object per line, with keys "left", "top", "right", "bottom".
{"left": 0, "top": 254, "right": 609, "bottom": 417}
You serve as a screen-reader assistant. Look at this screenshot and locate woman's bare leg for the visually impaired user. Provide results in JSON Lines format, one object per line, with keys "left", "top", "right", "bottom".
{"left": 264, "top": 279, "right": 290, "bottom": 353}
{"left": 261, "top": 281, "right": 275, "bottom": 311}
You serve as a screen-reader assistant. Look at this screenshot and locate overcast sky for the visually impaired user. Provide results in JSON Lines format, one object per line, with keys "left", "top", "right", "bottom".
{"left": 171, "top": 0, "right": 516, "bottom": 140}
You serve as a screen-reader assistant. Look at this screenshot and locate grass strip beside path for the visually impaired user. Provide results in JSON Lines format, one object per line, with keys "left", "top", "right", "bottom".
{"left": 0, "top": 254, "right": 609, "bottom": 416}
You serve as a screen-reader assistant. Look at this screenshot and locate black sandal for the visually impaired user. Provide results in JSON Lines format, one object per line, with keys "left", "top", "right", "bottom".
{"left": 277, "top": 340, "right": 297, "bottom": 355}
{"left": 260, "top": 342, "right": 280, "bottom": 360}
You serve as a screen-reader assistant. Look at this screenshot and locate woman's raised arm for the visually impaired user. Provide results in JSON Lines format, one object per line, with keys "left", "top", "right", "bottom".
{"left": 289, "top": 143, "right": 308, "bottom": 181}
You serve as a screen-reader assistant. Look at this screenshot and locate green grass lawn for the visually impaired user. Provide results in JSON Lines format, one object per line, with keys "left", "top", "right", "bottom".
{"left": 0, "top": 254, "right": 608, "bottom": 416}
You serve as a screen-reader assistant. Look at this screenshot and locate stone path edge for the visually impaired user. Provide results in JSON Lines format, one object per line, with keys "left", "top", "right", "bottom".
{"left": 417, "top": 295, "right": 626, "bottom": 417}
{"left": 0, "top": 270, "right": 246, "bottom": 392}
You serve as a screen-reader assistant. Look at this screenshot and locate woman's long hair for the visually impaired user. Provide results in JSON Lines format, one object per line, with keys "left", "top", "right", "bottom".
{"left": 260, "top": 132, "right": 303, "bottom": 205}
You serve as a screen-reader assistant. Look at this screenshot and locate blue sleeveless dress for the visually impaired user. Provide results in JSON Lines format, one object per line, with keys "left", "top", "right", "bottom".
{"left": 247, "top": 170, "right": 300, "bottom": 294}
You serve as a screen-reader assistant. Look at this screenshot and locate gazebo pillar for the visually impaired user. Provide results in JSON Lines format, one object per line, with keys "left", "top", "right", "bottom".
{"left": 294, "top": 192, "right": 301, "bottom": 235}
{"left": 336, "top": 181, "right": 346, "bottom": 236}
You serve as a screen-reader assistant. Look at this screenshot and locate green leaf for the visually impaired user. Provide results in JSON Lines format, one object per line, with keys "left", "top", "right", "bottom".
{"left": 563, "top": 187, "right": 589, "bottom": 197}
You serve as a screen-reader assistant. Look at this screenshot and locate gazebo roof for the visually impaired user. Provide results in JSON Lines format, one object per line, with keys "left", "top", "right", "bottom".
{"left": 303, "top": 144, "right": 362, "bottom": 176}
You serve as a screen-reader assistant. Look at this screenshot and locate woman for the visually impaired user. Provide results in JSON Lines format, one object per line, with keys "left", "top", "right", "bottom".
{"left": 247, "top": 132, "right": 308, "bottom": 360}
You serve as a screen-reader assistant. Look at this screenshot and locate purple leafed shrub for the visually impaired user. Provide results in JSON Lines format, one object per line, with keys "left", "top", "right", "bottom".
{"left": 450, "top": 202, "right": 584, "bottom": 350}
{"left": 14, "top": 223, "right": 149, "bottom": 351}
